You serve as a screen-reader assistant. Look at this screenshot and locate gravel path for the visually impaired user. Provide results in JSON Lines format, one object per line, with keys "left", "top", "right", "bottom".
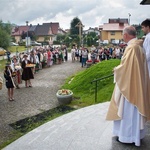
{"left": 0, "top": 55, "right": 84, "bottom": 145}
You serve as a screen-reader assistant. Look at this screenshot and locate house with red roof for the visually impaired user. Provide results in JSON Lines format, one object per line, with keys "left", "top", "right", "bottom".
{"left": 100, "top": 18, "right": 129, "bottom": 44}
{"left": 12, "top": 26, "right": 30, "bottom": 43}
{"left": 11, "top": 22, "right": 66, "bottom": 45}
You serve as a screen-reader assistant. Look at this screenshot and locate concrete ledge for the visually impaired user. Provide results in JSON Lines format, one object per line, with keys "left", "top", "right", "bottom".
{"left": 3, "top": 102, "right": 150, "bottom": 150}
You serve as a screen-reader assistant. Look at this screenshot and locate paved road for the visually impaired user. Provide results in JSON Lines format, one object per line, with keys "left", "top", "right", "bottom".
{"left": 0, "top": 55, "right": 84, "bottom": 146}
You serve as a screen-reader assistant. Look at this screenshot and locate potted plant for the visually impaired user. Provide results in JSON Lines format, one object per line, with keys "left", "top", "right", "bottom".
{"left": 94, "top": 59, "right": 100, "bottom": 64}
{"left": 56, "top": 89, "right": 73, "bottom": 104}
{"left": 86, "top": 59, "right": 92, "bottom": 67}
{"left": 86, "top": 59, "right": 92, "bottom": 64}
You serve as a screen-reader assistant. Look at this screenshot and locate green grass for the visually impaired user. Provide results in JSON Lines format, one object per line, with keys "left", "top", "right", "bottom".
{"left": 8, "top": 46, "right": 26, "bottom": 53}
{"left": 9, "top": 106, "right": 75, "bottom": 134}
{"left": 0, "top": 59, "right": 7, "bottom": 72}
{"left": 62, "top": 59, "right": 120, "bottom": 107}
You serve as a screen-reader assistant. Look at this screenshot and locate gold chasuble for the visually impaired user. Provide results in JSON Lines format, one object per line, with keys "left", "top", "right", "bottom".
{"left": 106, "top": 39, "right": 150, "bottom": 121}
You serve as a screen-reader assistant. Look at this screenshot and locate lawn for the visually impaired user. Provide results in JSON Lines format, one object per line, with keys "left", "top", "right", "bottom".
{"left": 61, "top": 59, "right": 121, "bottom": 107}
{"left": 8, "top": 46, "right": 26, "bottom": 53}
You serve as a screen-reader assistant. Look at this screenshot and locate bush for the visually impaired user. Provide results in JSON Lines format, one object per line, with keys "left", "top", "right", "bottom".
{"left": 18, "top": 41, "right": 25, "bottom": 46}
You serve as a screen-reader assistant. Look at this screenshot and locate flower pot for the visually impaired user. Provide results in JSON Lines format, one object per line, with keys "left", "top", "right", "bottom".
{"left": 86, "top": 61, "right": 92, "bottom": 65}
{"left": 56, "top": 91, "right": 73, "bottom": 105}
{"left": 86, "top": 63, "right": 92, "bottom": 68}
{"left": 86, "top": 61, "right": 92, "bottom": 68}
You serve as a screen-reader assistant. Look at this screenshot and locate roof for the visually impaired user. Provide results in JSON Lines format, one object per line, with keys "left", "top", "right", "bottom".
{"left": 102, "top": 23, "right": 129, "bottom": 31}
{"left": 12, "top": 26, "right": 30, "bottom": 36}
{"left": 50, "top": 22, "right": 59, "bottom": 34}
{"left": 29, "top": 25, "right": 37, "bottom": 32}
{"left": 35, "top": 24, "right": 51, "bottom": 36}
{"left": 84, "top": 27, "right": 99, "bottom": 32}
{"left": 99, "top": 25, "right": 103, "bottom": 30}
{"left": 58, "top": 28, "right": 67, "bottom": 34}
{"left": 11, "top": 22, "right": 60, "bottom": 36}
{"left": 32, "top": 22, "right": 59, "bottom": 36}
{"left": 109, "top": 18, "right": 128, "bottom": 24}
{"left": 140, "top": 0, "right": 150, "bottom": 5}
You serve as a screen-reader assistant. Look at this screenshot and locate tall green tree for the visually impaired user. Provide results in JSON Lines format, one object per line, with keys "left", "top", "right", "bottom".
{"left": 63, "top": 36, "right": 71, "bottom": 47}
{"left": 70, "top": 17, "right": 84, "bottom": 46}
{"left": 86, "top": 32, "right": 99, "bottom": 46}
{"left": 70, "top": 17, "right": 81, "bottom": 35}
{"left": 0, "top": 20, "right": 12, "bottom": 49}
{"left": 87, "top": 37, "right": 92, "bottom": 47}
{"left": 87, "top": 32, "right": 97, "bottom": 38}
{"left": 56, "top": 34, "right": 66, "bottom": 44}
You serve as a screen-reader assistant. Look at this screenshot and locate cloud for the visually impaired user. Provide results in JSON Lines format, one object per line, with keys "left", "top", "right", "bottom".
{"left": 0, "top": 0, "right": 150, "bottom": 29}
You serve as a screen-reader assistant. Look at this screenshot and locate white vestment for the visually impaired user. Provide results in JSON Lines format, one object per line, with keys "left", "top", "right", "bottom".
{"left": 143, "top": 32, "right": 150, "bottom": 77}
{"left": 113, "top": 73, "right": 146, "bottom": 147}
{"left": 113, "top": 98, "right": 146, "bottom": 146}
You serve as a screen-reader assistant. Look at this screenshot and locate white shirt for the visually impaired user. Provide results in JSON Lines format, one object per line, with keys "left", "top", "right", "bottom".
{"left": 143, "top": 32, "right": 150, "bottom": 76}
{"left": 143, "top": 33, "right": 150, "bottom": 60}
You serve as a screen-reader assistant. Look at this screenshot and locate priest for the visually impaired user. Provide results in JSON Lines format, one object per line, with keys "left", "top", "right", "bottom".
{"left": 106, "top": 26, "right": 150, "bottom": 146}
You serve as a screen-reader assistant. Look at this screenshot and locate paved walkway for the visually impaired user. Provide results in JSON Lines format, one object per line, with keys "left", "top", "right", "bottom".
{"left": 1, "top": 55, "right": 150, "bottom": 150}
{"left": 0, "top": 54, "right": 84, "bottom": 146}
{"left": 2, "top": 102, "right": 150, "bottom": 150}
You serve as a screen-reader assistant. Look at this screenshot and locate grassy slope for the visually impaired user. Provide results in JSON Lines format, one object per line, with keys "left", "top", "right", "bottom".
{"left": 62, "top": 59, "right": 120, "bottom": 107}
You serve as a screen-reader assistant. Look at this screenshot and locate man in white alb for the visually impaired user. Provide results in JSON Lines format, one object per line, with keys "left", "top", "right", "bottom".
{"left": 106, "top": 26, "right": 150, "bottom": 146}
{"left": 141, "top": 19, "right": 150, "bottom": 76}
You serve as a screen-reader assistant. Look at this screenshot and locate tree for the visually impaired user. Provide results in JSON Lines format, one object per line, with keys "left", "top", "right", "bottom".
{"left": 70, "top": 17, "right": 81, "bottom": 35}
{"left": 85, "top": 32, "right": 99, "bottom": 47}
{"left": 87, "top": 32, "right": 97, "bottom": 38}
{"left": 70, "top": 17, "right": 84, "bottom": 46}
{"left": 32, "top": 35, "right": 38, "bottom": 41}
{"left": 56, "top": 34, "right": 66, "bottom": 44}
{"left": 87, "top": 37, "right": 92, "bottom": 47}
{"left": 0, "top": 20, "right": 12, "bottom": 49}
{"left": 44, "top": 36, "right": 50, "bottom": 42}
{"left": 63, "top": 36, "right": 71, "bottom": 47}
{"left": 133, "top": 24, "right": 143, "bottom": 38}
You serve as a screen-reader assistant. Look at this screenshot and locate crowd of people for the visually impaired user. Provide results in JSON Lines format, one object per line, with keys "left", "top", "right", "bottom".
{"left": 3, "top": 45, "right": 68, "bottom": 101}
{"left": 2, "top": 43, "right": 124, "bottom": 101}
{"left": 71, "top": 44, "right": 125, "bottom": 67}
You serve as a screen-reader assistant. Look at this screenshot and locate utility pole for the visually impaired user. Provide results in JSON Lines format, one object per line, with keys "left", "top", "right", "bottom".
{"left": 75, "top": 22, "right": 84, "bottom": 46}
{"left": 26, "top": 21, "right": 29, "bottom": 53}
{"left": 128, "top": 13, "right": 131, "bottom": 25}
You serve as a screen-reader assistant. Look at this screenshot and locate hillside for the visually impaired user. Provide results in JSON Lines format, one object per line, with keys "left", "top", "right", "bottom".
{"left": 62, "top": 59, "right": 121, "bottom": 107}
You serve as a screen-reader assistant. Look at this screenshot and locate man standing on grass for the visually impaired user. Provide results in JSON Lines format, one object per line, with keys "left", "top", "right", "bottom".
{"left": 106, "top": 26, "right": 150, "bottom": 146}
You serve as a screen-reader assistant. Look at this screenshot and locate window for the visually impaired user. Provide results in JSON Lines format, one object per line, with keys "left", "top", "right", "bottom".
{"left": 111, "top": 39, "right": 115, "bottom": 43}
{"left": 110, "top": 31, "right": 115, "bottom": 35}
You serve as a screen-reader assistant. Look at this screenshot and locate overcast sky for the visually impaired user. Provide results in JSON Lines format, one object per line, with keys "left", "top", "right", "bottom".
{"left": 0, "top": 0, "right": 149, "bottom": 30}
